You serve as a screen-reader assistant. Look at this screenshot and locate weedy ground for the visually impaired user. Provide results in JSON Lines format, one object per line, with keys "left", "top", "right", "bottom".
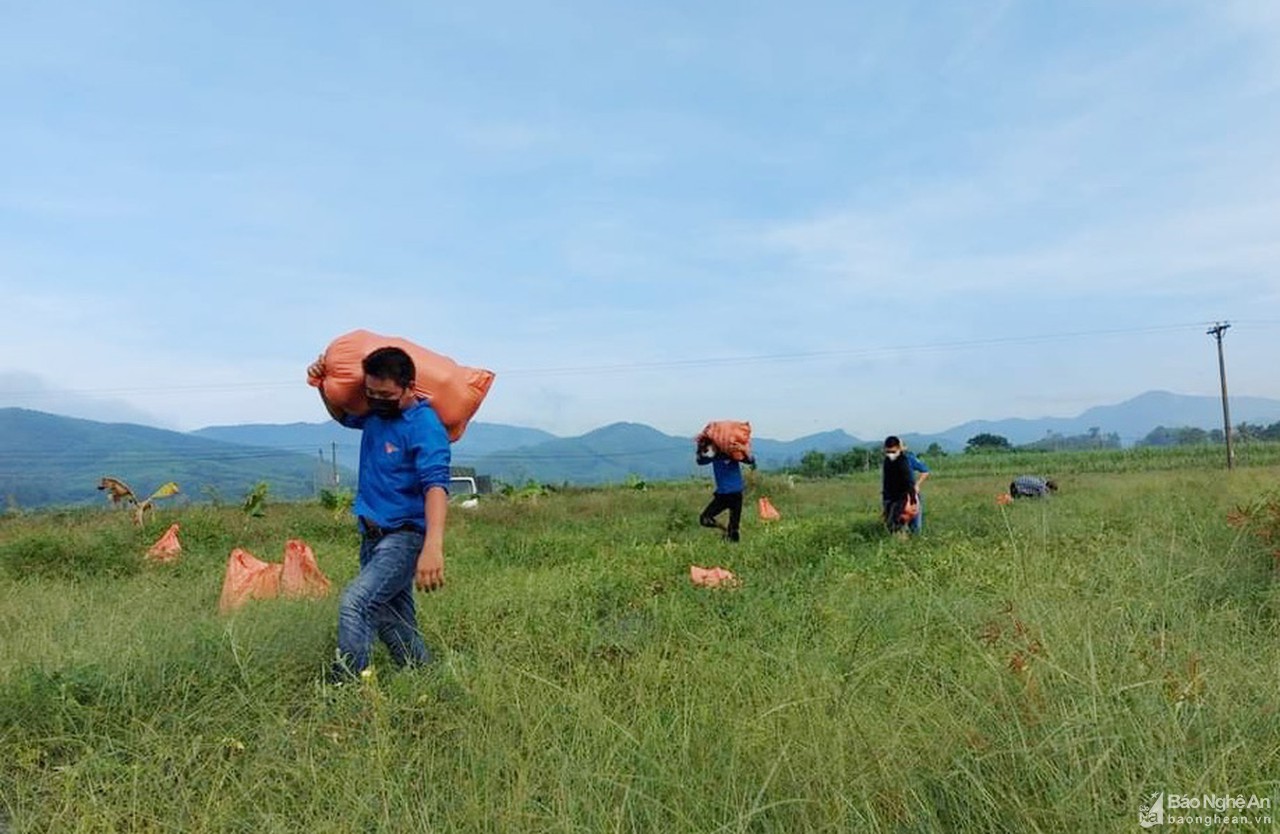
{"left": 1, "top": 457, "right": 1278, "bottom": 833}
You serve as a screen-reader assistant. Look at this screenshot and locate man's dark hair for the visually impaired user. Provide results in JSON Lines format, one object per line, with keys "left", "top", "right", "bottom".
{"left": 363, "top": 347, "right": 416, "bottom": 388}
{"left": 883, "top": 435, "right": 901, "bottom": 449}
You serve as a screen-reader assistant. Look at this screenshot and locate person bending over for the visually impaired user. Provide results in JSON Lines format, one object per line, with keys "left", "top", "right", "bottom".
{"left": 1010, "top": 475, "right": 1058, "bottom": 499}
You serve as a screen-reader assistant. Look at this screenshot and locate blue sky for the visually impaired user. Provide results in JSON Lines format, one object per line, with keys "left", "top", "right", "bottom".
{"left": 1, "top": 0, "right": 1277, "bottom": 440}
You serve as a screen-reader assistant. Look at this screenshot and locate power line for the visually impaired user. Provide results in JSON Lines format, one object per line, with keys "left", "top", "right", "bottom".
{"left": 2, "top": 319, "right": 1260, "bottom": 397}
{"left": 500, "top": 322, "right": 1221, "bottom": 376}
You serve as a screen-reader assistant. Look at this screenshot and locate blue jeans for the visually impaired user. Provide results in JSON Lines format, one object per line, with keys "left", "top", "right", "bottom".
{"left": 332, "top": 529, "right": 430, "bottom": 679}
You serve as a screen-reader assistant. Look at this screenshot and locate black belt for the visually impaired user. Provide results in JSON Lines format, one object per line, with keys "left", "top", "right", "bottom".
{"left": 359, "top": 516, "right": 423, "bottom": 538}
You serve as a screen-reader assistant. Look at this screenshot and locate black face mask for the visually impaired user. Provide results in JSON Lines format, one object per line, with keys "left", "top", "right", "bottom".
{"left": 367, "top": 397, "right": 402, "bottom": 419}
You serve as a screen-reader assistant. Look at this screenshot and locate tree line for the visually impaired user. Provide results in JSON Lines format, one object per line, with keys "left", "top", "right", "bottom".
{"left": 783, "top": 421, "right": 1280, "bottom": 478}
{"left": 1137, "top": 420, "right": 1280, "bottom": 446}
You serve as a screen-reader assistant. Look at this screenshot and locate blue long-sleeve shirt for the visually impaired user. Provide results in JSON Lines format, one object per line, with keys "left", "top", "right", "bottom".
{"left": 697, "top": 452, "right": 751, "bottom": 494}
{"left": 341, "top": 399, "right": 451, "bottom": 531}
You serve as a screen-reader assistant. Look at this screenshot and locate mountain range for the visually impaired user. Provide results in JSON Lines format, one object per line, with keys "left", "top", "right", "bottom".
{"left": 907, "top": 390, "right": 1280, "bottom": 451}
{"left": 198, "top": 390, "right": 1280, "bottom": 483}
{"left": 4, "top": 390, "right": 1279, "bottom": 507}
{"left": 0, "top": 408, "right": 354, "bottom": 509}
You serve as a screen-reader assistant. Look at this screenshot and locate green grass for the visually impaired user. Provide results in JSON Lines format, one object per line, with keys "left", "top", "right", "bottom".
{"left": 1, "top": 462, "right": 1278, "bottom": 832}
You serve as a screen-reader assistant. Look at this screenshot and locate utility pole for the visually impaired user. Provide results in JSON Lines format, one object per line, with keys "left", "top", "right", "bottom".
{"left": 1207, "top": 322, "right": 1233, "bottom": 470}
{"left": 332, "top": 441, "right": 339, "bottom": 486}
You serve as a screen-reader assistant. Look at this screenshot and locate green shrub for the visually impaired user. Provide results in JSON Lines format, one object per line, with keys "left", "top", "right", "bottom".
{"left": 0, "top": 528, "right": 141, "bottom": 580}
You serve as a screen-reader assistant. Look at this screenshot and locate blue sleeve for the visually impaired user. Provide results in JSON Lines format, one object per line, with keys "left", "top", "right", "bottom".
{"left": 410, "top": 410, "right": 452, "bottom": 492}
{"left": 909, "top": 453, "right": 930, "bottom": 473}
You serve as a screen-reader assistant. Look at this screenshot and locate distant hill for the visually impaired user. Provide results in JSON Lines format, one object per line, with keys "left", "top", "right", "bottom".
{"left": 475, "top": 422, "right": 694, "bottom": 485}
{"left": 474, "top": 426, "right": 871, "bottom": 485}
{"left": 185, "top": 391, "right": 1280, "bottom": 485}
{"left": 447, "top": 423, "right": 561, "bottom": 464}
{"left": 9, "top": 390, "right": 1278, "bottom": 505}
{"left": 916, "top": 390, "right": 1280, "bottom": 450}
{"left": 753, "top": 430, "right": 868, "bottom": 466}
{"left": 193, "top": 419, "right": 865, "bottom": 486}
{"left": 192, "top": 420, "right": 559, "bottom": 473}
{"left": 0, "top": 408, "right": 350, "bottom": 509}
{"left": 191, "top": 420, "right": 353, "bottom": 464}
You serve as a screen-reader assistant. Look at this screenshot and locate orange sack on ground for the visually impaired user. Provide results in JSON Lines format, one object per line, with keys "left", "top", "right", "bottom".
{"left": 308, "top": 329, "right": 495, "bottom": 442}
{"left": 146, "top": 523, "right": 182, "bottom": 563}
{"left": 757, "top": 497, "right": 781, "bottom": 521}
{"left": 280, "top": 539, "right": 331, "bottom": 599}
{"left": 219, "top": 540, "right": 333, "bottom": 613}
{"left": 219, "top": 549, "right": 282, "bottom": 613}
{"left": 696, "top": 421, "right": 752, "bottom": 461}
{"left": 690, "top": 565, "right": 739, "bottom": 588}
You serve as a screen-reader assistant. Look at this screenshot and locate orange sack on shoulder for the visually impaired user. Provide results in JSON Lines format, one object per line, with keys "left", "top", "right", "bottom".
{"left": 308, "top": 329, "right": 495, "bottom": 442}
{"left": 696, "top": 421, "right": 752, "bottom": 461}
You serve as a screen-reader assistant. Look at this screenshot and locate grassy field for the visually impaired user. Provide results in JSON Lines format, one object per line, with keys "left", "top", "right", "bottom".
{"left": 2, "top": 456, "right": 1278, "bottom": 832}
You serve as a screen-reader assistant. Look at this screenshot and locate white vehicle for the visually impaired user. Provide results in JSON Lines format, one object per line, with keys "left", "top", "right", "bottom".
{"left": 449, "top": 476, "right": 480, "bottom": 508}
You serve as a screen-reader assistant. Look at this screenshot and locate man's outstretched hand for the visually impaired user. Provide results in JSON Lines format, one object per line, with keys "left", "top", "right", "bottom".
{"left": 415, "top": 542, "right": 444, "bottom": 592}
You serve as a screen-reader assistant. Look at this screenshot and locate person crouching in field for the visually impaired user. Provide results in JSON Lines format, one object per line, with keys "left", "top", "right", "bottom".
{"left": 696, "top": 442, "right": 755, "bottom": 542}
{"left": 1010, "top": 475, "right": 1058, "bottom": 499}
{"left": 882, "top": 436, "right": 930, "bottom": 534}
{"left": 308, "top": 346, "right": 450, "bottom": 683}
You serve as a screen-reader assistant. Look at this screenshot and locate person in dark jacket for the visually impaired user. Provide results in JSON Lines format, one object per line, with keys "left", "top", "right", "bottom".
{"left": 881, "top": 436, "right": 930, "bottom": 533}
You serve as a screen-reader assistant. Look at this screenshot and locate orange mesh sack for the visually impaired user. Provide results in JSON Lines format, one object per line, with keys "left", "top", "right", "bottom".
{"left": 690, "top": 565, "right": 739, "bottom": 588}
{"left": 696, "top": 421, "right": 752, "bottom": 461}
{"left": 898, "top": 494, "right": 920, "bottom": 524}
{"left": 280, "top": 539, "right": 332, "bottom": 599}
{"left": 218, "top": 548, "right": 283, "bottom": 613}
{"left": 308, "top": 329, "right": 495, "bottom": 442}
{"left": 145, "top": 523, "right": 182, "bottom": 563}
{"left": 757, "top": 497, "right": 781, "bottom": 522}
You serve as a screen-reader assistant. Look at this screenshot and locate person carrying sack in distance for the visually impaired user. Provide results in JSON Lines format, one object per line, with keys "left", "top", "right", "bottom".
{"left": 696, "top": 441, "right": 756, "bottom": 543}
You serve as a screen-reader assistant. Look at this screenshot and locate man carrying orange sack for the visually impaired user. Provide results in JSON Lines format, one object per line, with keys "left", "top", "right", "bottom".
{"left": 308, "top": 346, "right": 450, "bottom": 683}
{"left": 696, "top": 440, "right": 755, "bottom": 542}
